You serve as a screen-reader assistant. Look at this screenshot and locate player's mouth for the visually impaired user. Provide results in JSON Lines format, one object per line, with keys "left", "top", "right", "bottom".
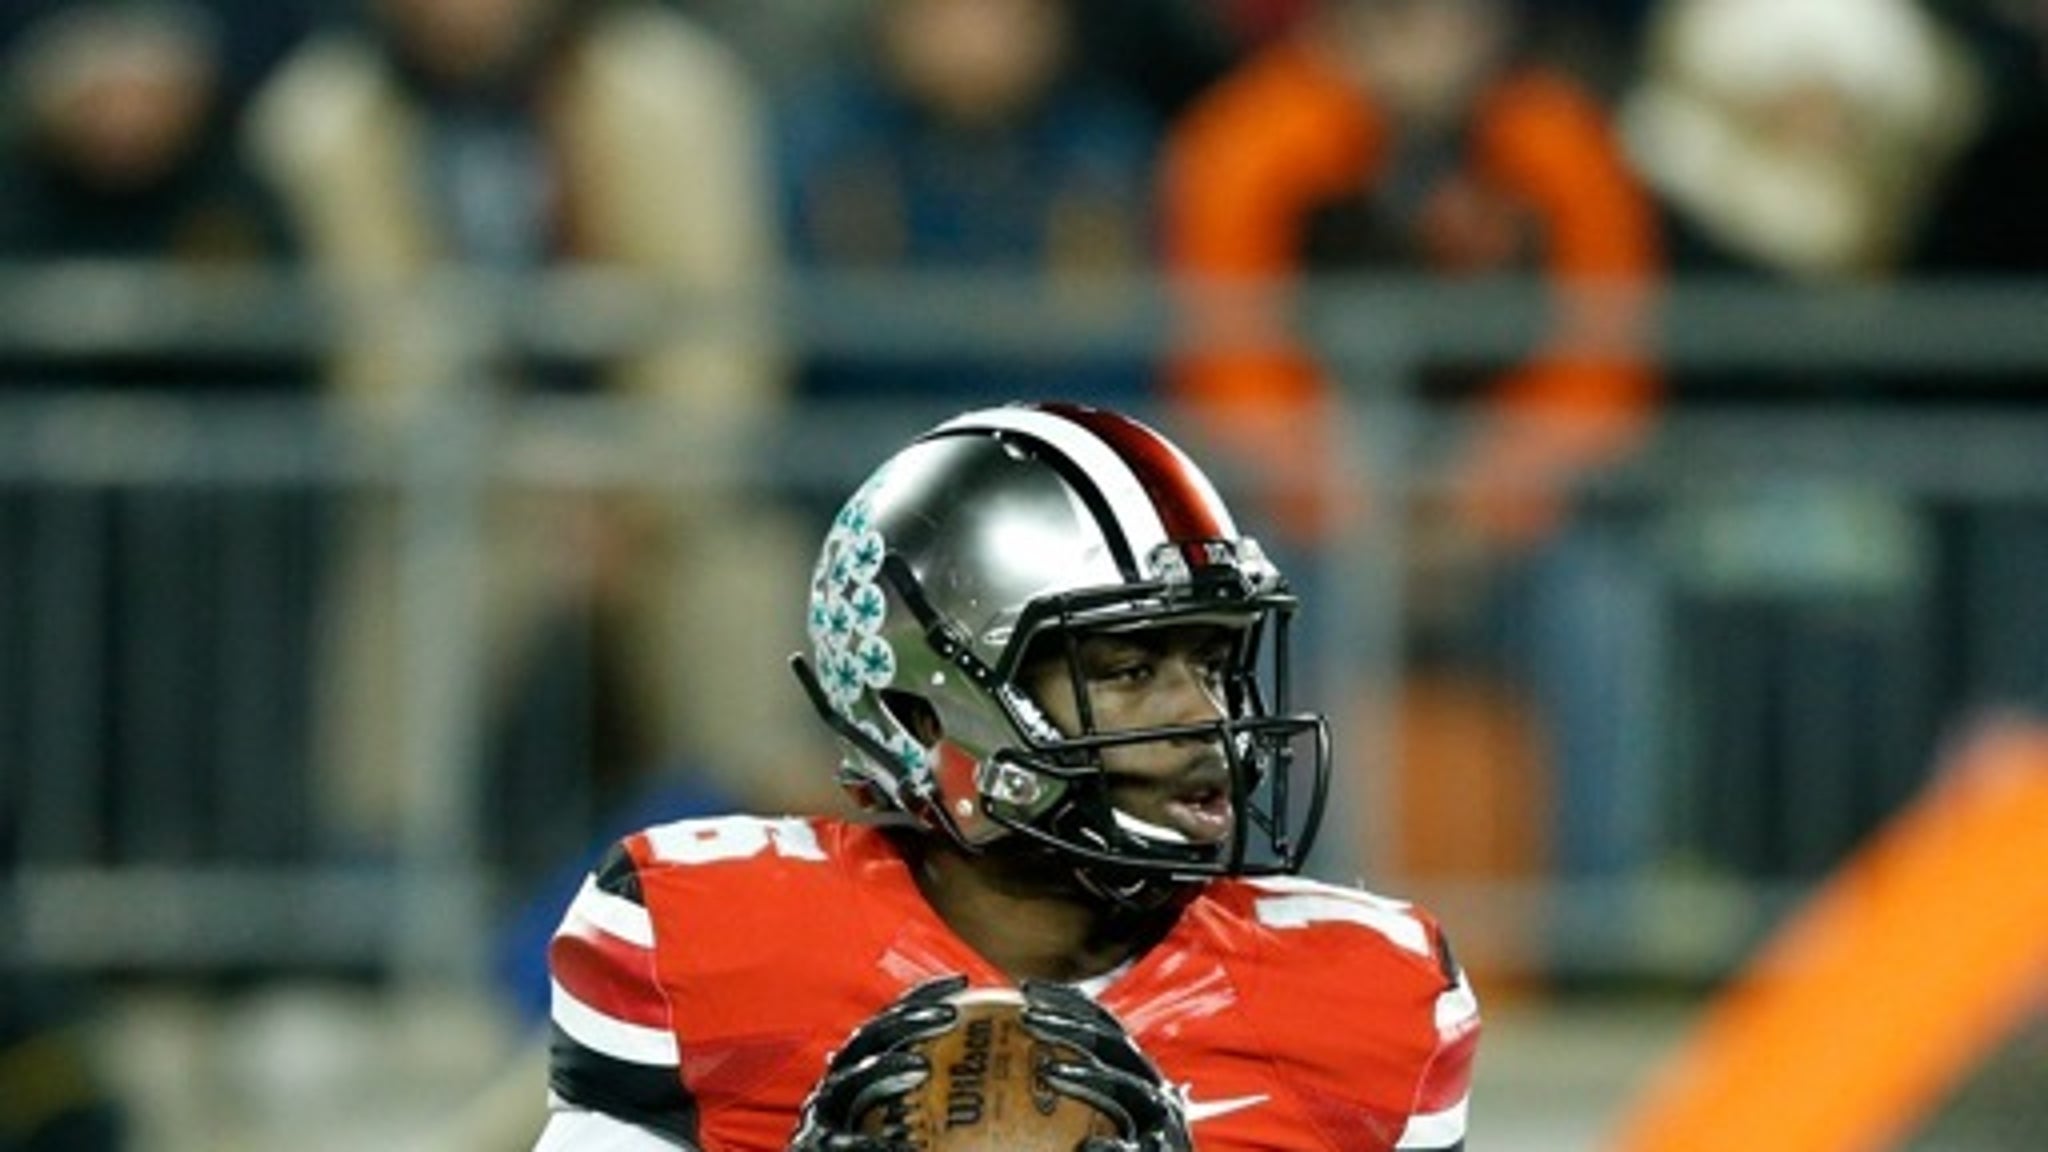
{"left": 1111, "top": 763, "right": 1235, "bottom": 846}
{"left": 1162, "top": 779, "right": 1234, "bottom": 844}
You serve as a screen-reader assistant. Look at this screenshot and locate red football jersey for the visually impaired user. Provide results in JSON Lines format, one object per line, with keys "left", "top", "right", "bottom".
{"left": 547, "top": 815, "right": 1479, "bottom": 1150}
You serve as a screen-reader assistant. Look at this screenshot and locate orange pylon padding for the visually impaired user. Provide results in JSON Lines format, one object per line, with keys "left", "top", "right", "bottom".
{"left": 1385, "top": 675, "right": 1550, "bottom": 1000}
{"left": 1608, "top": 718, "right": 2048, "bottom": 1152}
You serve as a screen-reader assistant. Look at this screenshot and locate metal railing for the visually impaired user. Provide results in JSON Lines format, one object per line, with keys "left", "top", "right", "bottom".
{"left": 1, "top": 265, "right": 2044, "bottom": 983}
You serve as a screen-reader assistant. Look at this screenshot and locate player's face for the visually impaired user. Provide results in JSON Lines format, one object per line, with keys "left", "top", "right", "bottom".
{"left": 1022, "top": 624, "right": 1239, "bottom": 847}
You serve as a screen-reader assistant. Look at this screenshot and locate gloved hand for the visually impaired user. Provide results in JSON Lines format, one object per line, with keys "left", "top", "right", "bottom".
{"left": 788, "top": 974, "right": 968, "bottom": 1152}
{"left": 1019, "top": 981, "right": 1193, "bottom": 1152}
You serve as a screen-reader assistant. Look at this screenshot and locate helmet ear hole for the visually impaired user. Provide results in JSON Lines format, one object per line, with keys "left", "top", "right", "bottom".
{"left": 881, "top": 689, "right": 943, "bottom": 747}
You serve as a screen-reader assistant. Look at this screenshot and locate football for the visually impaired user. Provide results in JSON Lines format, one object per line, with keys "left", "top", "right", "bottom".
{"left": 857, "top": 987, "right": 1122, "bottom": 1152}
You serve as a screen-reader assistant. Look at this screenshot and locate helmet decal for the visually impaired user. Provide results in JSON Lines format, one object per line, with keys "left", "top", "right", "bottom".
{"left": 808, "top": 469, "right": 931, "bottom": 784}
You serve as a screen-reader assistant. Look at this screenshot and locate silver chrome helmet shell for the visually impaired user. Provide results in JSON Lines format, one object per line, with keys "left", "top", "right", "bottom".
{"left": 792, "top": 402, "right": 1329, "bottom": 884}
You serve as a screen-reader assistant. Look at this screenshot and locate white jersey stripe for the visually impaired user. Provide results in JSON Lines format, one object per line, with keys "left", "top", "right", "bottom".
{"left": 551, "top": 978, "right": 680, "bottom": 1067}
{"left": 1395, "top": 1095, "right": 1469, "bottom": 1149}
{"left": 567, "top": 875, "right": 655, "bottom": 948}
{"left": 536, "top": 1107, "right": 697, "bottom": 1151}
{"left": 1437, "top": 969, "right": 1479, "bottom": 1032}
{"left": 934, "top": 407, "right": 1172, "bottom": 563}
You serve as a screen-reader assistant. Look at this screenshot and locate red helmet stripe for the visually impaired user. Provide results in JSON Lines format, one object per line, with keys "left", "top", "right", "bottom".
{"left": 1039, "top": 403, "right": 1231, "bottom": 543}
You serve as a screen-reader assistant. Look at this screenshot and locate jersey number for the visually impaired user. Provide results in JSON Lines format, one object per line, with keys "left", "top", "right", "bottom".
{"left": 1252, "top": 880, "right": 1432, "bottom": 958}
{"left": 645, "top": 816, "right": 828, "bottom": 866}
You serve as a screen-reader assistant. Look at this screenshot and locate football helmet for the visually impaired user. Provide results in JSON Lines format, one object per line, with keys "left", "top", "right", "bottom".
{"left": 791, "top": 402, "right": 1329, "bottom": 893}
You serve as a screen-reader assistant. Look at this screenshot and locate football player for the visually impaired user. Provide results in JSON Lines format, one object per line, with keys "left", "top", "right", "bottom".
{"left": 537, "top": 403, "right": 1480, "bottom": 1150}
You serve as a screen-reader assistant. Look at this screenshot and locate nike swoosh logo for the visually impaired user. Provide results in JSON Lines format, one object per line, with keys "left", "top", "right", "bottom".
{"left": 1176, "top": 1085, "right": 1270, "bottom": 1124}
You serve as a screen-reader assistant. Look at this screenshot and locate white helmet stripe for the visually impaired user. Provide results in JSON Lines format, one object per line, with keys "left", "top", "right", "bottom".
{"left": 934, "top": 406, "right": 1236, "bottom": 566}
{"left": 935, "top": 407, "right": 1169, "bottom": 560}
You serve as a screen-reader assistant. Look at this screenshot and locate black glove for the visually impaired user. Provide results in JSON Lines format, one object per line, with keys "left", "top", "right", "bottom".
{"left": 1019, "top": 981, "right": 1194, "bottom": 1152}
{"left": 788, "top": 974, "right": 969, "bottom": 1152}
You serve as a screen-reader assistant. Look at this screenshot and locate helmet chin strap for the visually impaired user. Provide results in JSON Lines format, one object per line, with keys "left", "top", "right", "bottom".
{"left": 1063, "top": 806, "right": 1212, "bottom": 912}
{"left": 1071, "top": 855, "right": 1201, "bottom": 912}
{"left": 975, "top": 762, "right": 1232, "bottom": 909}
{"left": 967, "top": 828, "right": 1181, "bottom": 910}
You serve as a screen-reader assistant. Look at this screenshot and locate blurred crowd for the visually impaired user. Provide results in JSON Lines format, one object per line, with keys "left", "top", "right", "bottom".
{"left": 2, "top": 0, "right": 2047, "bottom": 1143}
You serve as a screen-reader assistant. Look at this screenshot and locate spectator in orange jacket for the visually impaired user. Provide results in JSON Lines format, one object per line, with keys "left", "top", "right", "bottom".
{"left": 1164, "top": 0, "right": 1659, "bottom": 549}
{"left": 1164, "top": 0, "right": 1668, "bottom": 906}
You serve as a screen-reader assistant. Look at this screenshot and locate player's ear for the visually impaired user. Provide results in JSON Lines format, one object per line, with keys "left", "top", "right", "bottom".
{"left": 883, "top": 690, "right": 943, "bottom": 746}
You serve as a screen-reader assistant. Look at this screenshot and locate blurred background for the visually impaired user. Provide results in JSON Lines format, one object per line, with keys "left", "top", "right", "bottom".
{"left": 1, "top": 0, "right": 2045, "bottom": 1148}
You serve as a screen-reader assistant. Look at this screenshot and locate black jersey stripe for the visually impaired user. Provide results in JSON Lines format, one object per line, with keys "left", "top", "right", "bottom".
{"left": 593, "top": 840, "right": 645, "bottom": 905}
{"left": 549, "top": 1023, "right": 699, "bottom": 1145}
